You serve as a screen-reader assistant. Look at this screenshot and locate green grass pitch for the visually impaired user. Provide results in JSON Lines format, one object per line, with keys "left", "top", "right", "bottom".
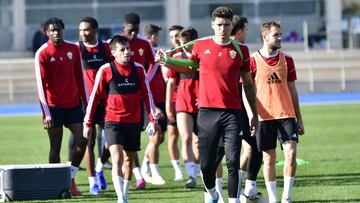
{"left": 0, "top": 104, "right": 359, "bottom": 202}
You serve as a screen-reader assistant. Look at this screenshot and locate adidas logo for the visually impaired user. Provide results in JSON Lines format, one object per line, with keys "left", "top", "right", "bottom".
{"left": 266, "top": 72, "right": 282, "bottom": 84}
{"left": 204, "top": 49, "right": 211, "bottom": 54}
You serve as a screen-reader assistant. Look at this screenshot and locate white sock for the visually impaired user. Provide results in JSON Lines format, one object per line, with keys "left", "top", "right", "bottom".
{"left": 70, "top": 165, "right": 79, "bottom": 179}
{"left": 215, "top": 177, "right": 223, "bottom": 198}
{"left": 95, "top": 158, "right": 103, "bottom": 173}
{"left": 171, "top": 160, "right": 182, "bottom": 175}
{"left": 123, "top": 180, "right": 130, "bottom": 197}
{"left": 244, "top": 179, "right": 257, "bottom": 196}
{"left": 265, "top": 181, "right": 277, "bottom": 203}
{"left": 237, "top": 169, "right": 243, "bottom": 197}
{"left": 149, "top": 163, "right": 161, "bottom": 177}
{"left": 282, "top": 176, "right": 295, "bottom": 199}
{"left": 132, "top": 167, "right": 143, "bottom": 180}
{"left": 228, "top": 198, "right": 239, "bottom": 203}
{"left": 112, "top": 176, "right": 124, "bottom": 201}
{"left": 88, "top": 176, "right": 97, "bottom": 187}
{"left": 185, "top": 162, "right": 195, "bottom": 178}
{"left": 206, "top": 187, "right": 219, "bottom": 200}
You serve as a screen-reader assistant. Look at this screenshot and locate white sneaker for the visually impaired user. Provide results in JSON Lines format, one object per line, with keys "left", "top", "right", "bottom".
{"left": 151, "top": 175, "right": 166, "bottom": 185}
{"left": 174, "top": 173, "right": 184, "bottom": 182}
{"left": 281, "top": 197, "right": 292, "bottom": 203}
{"left": 142, "top": 172, "right": 152, "bottom": 183}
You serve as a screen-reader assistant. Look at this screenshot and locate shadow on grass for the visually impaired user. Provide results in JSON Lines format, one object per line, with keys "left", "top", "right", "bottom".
{"left": 294, "top": 172, "right": 360, "bottom": 187}
{"left": 294, "top": 199, "right": 360, "bottom": 202}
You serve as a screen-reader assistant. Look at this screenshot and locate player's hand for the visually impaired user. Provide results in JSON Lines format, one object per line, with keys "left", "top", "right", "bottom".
{"left": 155, "top": 49, "right": 166, "bottom": 66}
{"left": 43, "top": 119, "right": 54, "bottom": 129}
{"left": 146, "top": 122, "right": 157, "bottom": 136}
{"left": 155, "top": 106, "right": 165, "bottom": 120}
{"left": 297, "top": 120, "right": 305, "bottom": 135}
{"left": 83, "top": 124, "right": 92, "bottom": 139}
{"left": 250, "top": 116, "right": 259, "bottom": 137}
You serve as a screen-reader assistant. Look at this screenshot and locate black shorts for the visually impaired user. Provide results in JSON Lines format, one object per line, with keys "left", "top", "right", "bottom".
{"left": 93, "top": 100, "right": 105, "bottom": 125}
{"left": 49, "top": 105, "right": 84, "bottom": 128}
{"left": 256, "top": 118, "right": 298, "bottom": 151}
{"left": 218, "top": 109, "right": 248, "bottom": 148}
{"left": 104, "top": 122, "right": 142, "bottom": 151}
{"left": 142, "top": 102, "right": 167, "bottom": 132}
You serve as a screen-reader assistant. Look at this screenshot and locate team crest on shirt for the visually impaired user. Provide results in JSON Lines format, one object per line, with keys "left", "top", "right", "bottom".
{"left": 229, "top": 50, "right": 237, "bottom": 59}
{"left": 138, "top": 48, "right": 144, "bottom": 56}
{"left": 67, "top": 52, "right": 73, "bottom": 60}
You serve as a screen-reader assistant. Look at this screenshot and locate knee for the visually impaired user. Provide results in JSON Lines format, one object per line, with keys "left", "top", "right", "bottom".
{"left": 285, "top": 148, "right": 297, "bottom": 163}
{"left": 263, "top": 151, "right": 276, "bottom": 166}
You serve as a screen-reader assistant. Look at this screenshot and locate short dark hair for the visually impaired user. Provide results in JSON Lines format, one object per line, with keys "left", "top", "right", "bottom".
{"left": 231, "top": 15, "right": 248, "bottom": 35}
{"left": 180, "top": 27, "right": 198, "bottom": 41}
{"left": 42, "top": 17, "right": 65, "bottom": 33}
{"left": 80, "top": 16, "right": 99, "bottom": 29}
{"left": 169, "top": 25, "right": 183, "bottom": 32}
{"left": 142, "top": 24, "right": 162, "bottom": 39}
{"left": 125, "top": 13, "right": 140, "bottom": 24}
{"left": 109, "top": 35, "right": 129, "bottom": 51}
{"left": 260, "top": 20, "right": 281, "bottom": 37}
{"left": 211, "top": 7, "right": 233, "bottom": 21}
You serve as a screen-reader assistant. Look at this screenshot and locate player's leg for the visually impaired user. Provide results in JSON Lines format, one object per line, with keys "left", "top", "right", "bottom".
{"left": 105, "top": 122, "right": 126, "bottom": 202}
{"left": 222, "top": 110, "right": 242, "bottom": 203}
{"left": 167, "top": 122, "right": 183, "bottom": 181}
{"left": 84, "top": 125, "right": 101, "bottom": 195}
{"left": 198, "top": 108, "right": 222, "bottom": 201}
{"left": 280, "top": 118, "right": 299, "bottom": 203}
{"left": 177, "top": 112, "right": 197, "bottom": 188}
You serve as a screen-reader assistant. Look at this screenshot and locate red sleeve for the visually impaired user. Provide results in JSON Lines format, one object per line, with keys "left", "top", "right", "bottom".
{"left": 166, "top": 69, "right": 177, "bottom": 78}
{"left": 286, "top": 55, "right": 297, "bottom": 82}
{"left": 84, "top": 66, "right": 109, "bottom": 126}
{"left": 145, "top": 42, "right": 156, "bottom": 75}
{"left": 138, "top": 66, "right": 157, "bottom": 123}
{"left": 34, "top": 50, "right": 50, "bottom": 120}
{"left": 249, "top": 56, "right": 257, "bottom": 79}
{"left": 239, "top": 45, "right": 250, "bottom": 73}
{"left": 190, "top": 41, "right": 200, "bottom": 62}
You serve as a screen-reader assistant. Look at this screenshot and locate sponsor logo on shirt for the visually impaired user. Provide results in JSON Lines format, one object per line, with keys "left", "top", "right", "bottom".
{"left": 50, "top": 57, "right": 56, "bottom": 62}
{"left": 218, "top": 52, "right": 222, "bottom": 57}
{"left": 229, "top": 50, "right": 237, "bottom": 59}
{"left": 204, "top": 49, "right": 211, "bottom": 54}
{"left": 117, "top": 78, "right": 136, "bottom": 87}
{"left": 87, "top": 55, "right": 104, "bottom": 63}
{"left": 67, "top": 52, "right": 73, "bottom": 60}
{"left": 266, "top": 72, "right": 282, "bottom": 84}
{"left": 138, "top": 48, "right": 144, "bottom": 56}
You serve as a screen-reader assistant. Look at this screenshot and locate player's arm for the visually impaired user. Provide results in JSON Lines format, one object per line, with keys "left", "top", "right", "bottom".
{"left": 241, "top": 71, "right": 258, "bottom": 135}
{"left": 288, "top": 82, "right": 304, "bottom": 135}
{"left": 83, "top": 66, "right": 106, "bottom": 138}
{"left": 34, "top": 52, "right": 53, "bottom": 129}
{"left": 155, "top": 49, "right": 197, "bottom": 74}
{"left": 166, "top": 74, "right": 177, "bottom": 124}
{"left": 139, "top": 66, "right": 159, "bottom": 135}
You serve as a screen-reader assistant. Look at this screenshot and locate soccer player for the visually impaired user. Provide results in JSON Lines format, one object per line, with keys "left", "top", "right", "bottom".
{"left": 231, "top": 15, "right": 263, "bottom": 201}
{"left": 165, "top": 25, "right": 184, "bottom": 182}
{"left": 167, "top": 27, "right": 200, "bottom": 188}
{"left": 120, "top": 13, "right": 161, "bottom": 188}
{"left": 77, "top": 16, "right": 113, "bottom": 195}
{"left": 34, "top": 17, "right": 87, "bottom": 196}
{"left": 156, "top": 7, "right": 259, "bottom": 203}
{"left": 83, "top": 35, "right": 158, "bottom": 203}
{"left": 140, "top": 22, "right": 168, "bottom": 185}
{"left": 250, "top": 20, "right": 305, "bottom": 203}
